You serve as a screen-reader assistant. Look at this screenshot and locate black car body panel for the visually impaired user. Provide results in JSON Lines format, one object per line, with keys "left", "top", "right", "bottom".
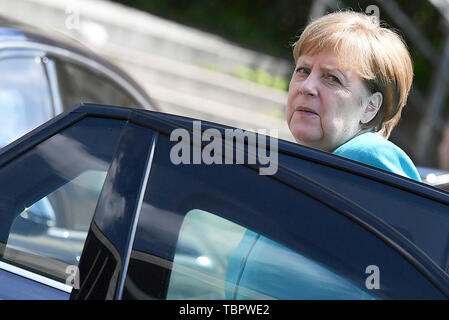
{"left": 0, "top": 103, "right": 448, "bottom": 299}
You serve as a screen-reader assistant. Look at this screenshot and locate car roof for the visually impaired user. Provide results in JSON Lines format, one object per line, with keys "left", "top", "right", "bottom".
{"left": 0, "top": 15, "right": 154, "bottom": 108}
{"left": 0, "top": 15, "right": 100, "bottom": 60}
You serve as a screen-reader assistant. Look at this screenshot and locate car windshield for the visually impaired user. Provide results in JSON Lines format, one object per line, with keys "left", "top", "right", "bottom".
{"left": 0, "top": 57, "right": 53, "bottom": 147}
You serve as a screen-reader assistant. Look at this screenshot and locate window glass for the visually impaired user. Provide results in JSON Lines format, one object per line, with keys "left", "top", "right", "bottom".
{"left": 6, "top": 170, "right": 107, "bottom": 267}
{"left": 53, "top": 58, "right": 140, "bottom": 110}
{"left": 166, "top": 209, "right": 246, "bottom": 299}
{"left": 166, "top": 209, "right": 374, "bottom": 300}
{"left": 0, "top": 57, "right": 53, "bottom": 147}
{"left": 0, "top": 117, "right": 125, "bottom": 285}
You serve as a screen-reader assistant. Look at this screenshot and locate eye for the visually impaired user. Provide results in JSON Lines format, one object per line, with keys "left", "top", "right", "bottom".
{"left": 296, "top": 67, "right": 310, "bottom": 75}
{"left": 328, "top": 74, "right": 342, "bottom": 85}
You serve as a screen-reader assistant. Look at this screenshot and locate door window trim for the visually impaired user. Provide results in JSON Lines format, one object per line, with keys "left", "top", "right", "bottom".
{"left": 0, "top": 260, "right": 72, "bottom": 293}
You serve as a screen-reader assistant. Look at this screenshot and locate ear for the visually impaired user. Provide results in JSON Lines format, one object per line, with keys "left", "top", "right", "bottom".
{"left": 360, "top": 92, "right": 383, "bottom": 124}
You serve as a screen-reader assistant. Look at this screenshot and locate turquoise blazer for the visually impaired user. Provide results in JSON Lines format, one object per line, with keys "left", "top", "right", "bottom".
{"left": 332, "top": 131, "right": 421, "bottom": 181}
{"left": 224, "top": 132, "right": 420, "bottom": 299}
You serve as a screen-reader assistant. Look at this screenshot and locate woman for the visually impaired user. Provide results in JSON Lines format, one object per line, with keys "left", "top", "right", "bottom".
{"left": 225, "top": 11, "right": 420, "bottom": 300}
{"left": 286, "top": 10, "right": 420, "bottom": 180}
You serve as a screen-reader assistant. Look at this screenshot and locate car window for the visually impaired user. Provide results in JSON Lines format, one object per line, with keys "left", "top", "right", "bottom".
{"left": 0, "top": 117, "right": 125, "bottom": 286}
{"left": 123, "top": 133, "right": 446, "bottom": 300}
{"left": 53, "top": 58, "right": 140, "bottom": 110}
{"left": 6, "top": 170, "right": 107, "bottom": 267}
{"left": 166, "top": 209, "right": 247, "bottom": 299}
{"left": 165, "top": 209, "right": 374, "bottom": 300}
{"left": 0, "top": 57, "right": 53, "bottom": 147}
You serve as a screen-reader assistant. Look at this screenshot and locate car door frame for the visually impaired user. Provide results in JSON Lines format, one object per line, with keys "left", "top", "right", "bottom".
{"left": 119, "top": 123, "right": 449, "bottom": 299}
{"left": 4, "top": 103, "right": 442, "bottom": 299}
{"left": 67, "top": 105, "right": 449, "bottom": 299}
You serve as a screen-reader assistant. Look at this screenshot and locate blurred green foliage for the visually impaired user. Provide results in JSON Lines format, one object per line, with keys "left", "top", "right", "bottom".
{"left": 203, "top": 64, "right": 289, "bottom": 91}
{"left": 113, "top": 0, "right": 446, "bottom": 96}
{"left": 233, "top": 66, "right": 289, "bottom": 91}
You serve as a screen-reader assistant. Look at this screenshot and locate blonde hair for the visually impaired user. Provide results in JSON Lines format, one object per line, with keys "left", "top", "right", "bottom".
{"left": 292, "top": 11, "right": 413, "bottom": 138}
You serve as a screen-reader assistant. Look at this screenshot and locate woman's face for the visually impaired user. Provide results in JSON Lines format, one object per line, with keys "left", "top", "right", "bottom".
{"left": 286, "top": 49, "right": 372, "bottom": 152}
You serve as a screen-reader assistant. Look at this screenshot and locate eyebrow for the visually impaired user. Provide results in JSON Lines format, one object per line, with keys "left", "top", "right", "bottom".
{"left": 321, "top": 66, "right": 348, "bottom": 81}
{"left": 296, "top": 59, "right": 350, "bottom": 83}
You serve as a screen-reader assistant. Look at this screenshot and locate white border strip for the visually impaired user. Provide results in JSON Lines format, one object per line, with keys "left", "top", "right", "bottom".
{"left": 0, "top": 260, "right": 73, "bottom": 293}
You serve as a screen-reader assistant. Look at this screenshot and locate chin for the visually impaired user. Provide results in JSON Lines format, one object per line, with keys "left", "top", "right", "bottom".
{"left": 289, "top": 123, "right": 323, "bottom": 148}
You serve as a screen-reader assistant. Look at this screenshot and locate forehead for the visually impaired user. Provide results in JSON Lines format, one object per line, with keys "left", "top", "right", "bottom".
{"left": 296, "top": 51, "right": 357, "bottom": 80}
{"left": 296, "top": 49, "right": 370, "bottom": 94}
{"left": 296, "top": 49, "right": 352, "bottom": 74}
{"left": 296, "top": 43, "right": 372, "bottom": 81}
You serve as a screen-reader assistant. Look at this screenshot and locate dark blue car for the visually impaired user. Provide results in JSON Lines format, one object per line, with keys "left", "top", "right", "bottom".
{"left": 0, "top": 104, "right": 448, "bottom": 300}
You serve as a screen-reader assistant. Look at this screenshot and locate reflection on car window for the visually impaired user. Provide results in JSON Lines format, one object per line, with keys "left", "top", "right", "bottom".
{"left": 7, "top": 170, "right": 107, "bottom": 266}
{"left": 167, "top": 209, "right": 246, "bottom": 299}
{"left": 166, "top": 209, "right": 374, "bottom": 300}
{"left": 53, "top": 58, "right": 140, "bottom": 109}
{"left": 0, "top": 117, "right": 125, "bottom": 285}
{"left": 0, "top": 57, "right": 53, "bottom": 146}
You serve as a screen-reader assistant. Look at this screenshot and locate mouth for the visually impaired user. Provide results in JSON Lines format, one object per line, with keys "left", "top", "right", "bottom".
{"left": 295, "top": 106, "right": 319, "bottom": 116}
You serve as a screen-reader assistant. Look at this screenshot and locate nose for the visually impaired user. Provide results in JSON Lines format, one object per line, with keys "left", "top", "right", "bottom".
{"left": 298, "top": 73, "right": 318, "bottom": 97}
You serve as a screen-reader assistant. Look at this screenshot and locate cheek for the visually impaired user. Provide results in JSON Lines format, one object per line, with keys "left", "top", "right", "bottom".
{"left": 322, "top": 96, "right": 362, "bottom": 134}
{"left": 286, "top": 87, "right": 297, "bottom": 119}
{"left": 319, "top": 95, "right": 348, "bottom": 133}
{"left": 287, "top": 80, "right": 297, "bottom": 100}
